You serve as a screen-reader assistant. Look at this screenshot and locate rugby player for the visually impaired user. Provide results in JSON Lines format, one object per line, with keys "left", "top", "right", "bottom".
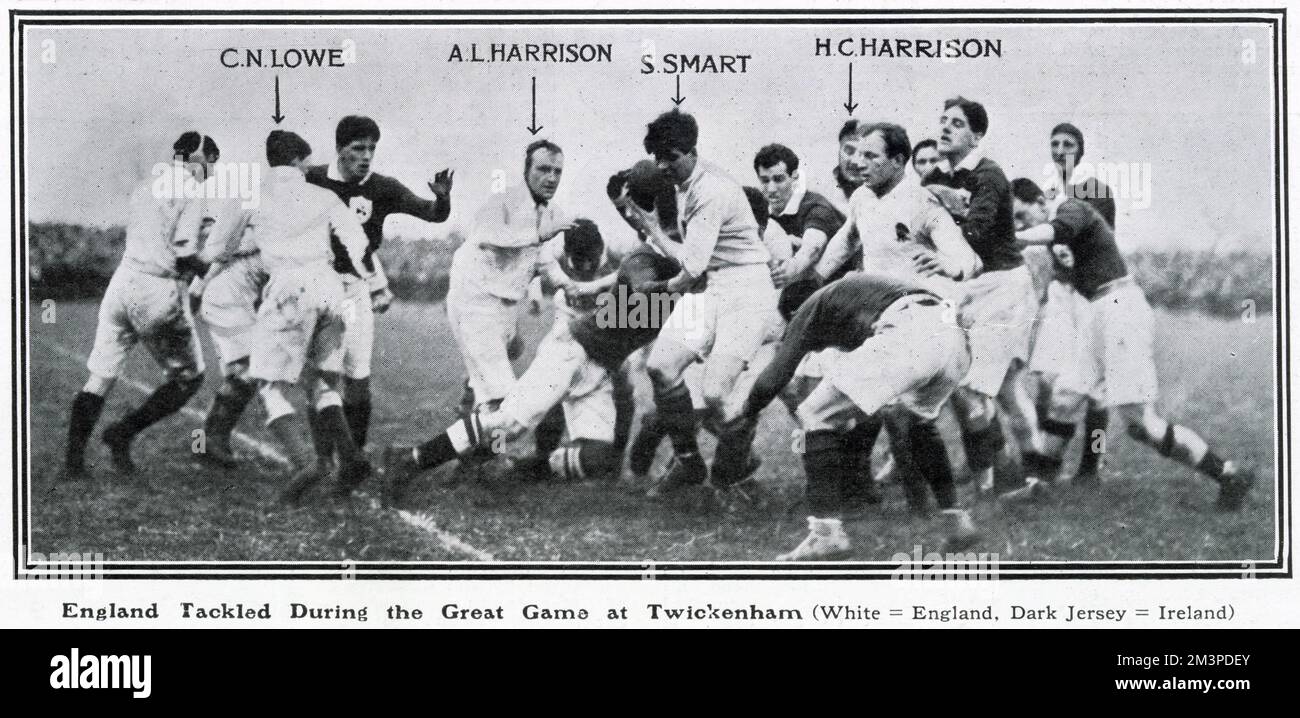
{"left": 923, "top": 97, "right": 1040, "bottom": 495}
{"left": 62, "top": 132, "right": 215, "bottom": 480}
{"left": 742, "top": 273, "right": 979, "bottom": 560}
{"left": 1027, "top": 123, "right": 1116, "bottom": 485}
{"left": 446, "top": 139, "right": 570, "bottom": 413}
{"left": 911, "top": 138, "right": 943, "bottom": 180}
{"left": 383, "top": 217, "right": 685, "bottom": 503}
{"left": 204, "top": 130, "right": 372, "bottom": 504}
{"left": 626, "top": 110, "right": 775, "bottom": 503}
{"left": 1008, "top": 178, "right": 1255, "bottom": 510}
{"left": 813, "top": 121, "right": 980, "bottom": 513}
{"left": 305, "top": 115, "right": 453, "bottom": 457}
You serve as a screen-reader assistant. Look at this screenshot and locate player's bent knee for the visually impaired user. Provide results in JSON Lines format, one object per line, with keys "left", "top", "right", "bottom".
{"left": 223, "top": 358, "right": 250, "bottom": 381}
{"left": 1047, "top": 388, "right": 1089, "bottom": 425}
{"left": 82, "top": 373, "right": 115, "bottom": 397}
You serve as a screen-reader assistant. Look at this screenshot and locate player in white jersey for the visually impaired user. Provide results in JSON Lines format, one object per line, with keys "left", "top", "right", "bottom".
{"left": 61, "top": 132, "right": 216, "bottom": 480}
{"left": 625, "top": 110, "right": 776, "bottom": 502}
{"left": 447, "top": 139, "right": 572, "bottom": 412}
{"left": 189, "top": 209, "right": 266, "bottom": 469}
{"left": 811, "top": 121, "right": 981, "bottom": 514}
{"left": 202, "top": 130, "right": 371, "bottom": 504}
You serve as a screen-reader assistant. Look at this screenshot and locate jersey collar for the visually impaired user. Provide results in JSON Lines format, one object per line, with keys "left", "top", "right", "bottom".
{"left": 328, "top": 161, "right": 372, "bottom": 185}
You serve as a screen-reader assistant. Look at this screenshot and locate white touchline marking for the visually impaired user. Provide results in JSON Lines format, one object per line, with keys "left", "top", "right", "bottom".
{"left": 35, "top": 338, "right": 495, "bottom": 562}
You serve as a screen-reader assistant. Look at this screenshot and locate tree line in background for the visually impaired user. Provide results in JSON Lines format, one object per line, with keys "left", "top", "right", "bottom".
{"left": 27, "top": 221, "right": 1274, "bottom": 318}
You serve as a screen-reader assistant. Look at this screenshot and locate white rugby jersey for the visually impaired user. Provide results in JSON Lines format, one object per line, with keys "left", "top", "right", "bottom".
{"left": 120, "top": 163, "right": 207, "bottom": 278}
{"left": 203, "top": 166, "right": 366, "bottom": 278}
{"left": 817, "top": 176, "right": 981, "bottom": 296}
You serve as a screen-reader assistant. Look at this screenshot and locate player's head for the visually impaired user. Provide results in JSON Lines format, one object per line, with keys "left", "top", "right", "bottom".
{"left": 939, "top": 96, "right": 987, "bottom": 160}
{"left": 524, "top": 139, "right": 564, "bottom": 202}
{"left": 1050, "top": 122, "right": 1085, "bottom": 174}
{"left": 911, "top": 139, "right": 941, "bottom": 179}
{"left": 1010, "top": 177, "right": 1051, "bottom": 230}
{"left": 335, "top": 115, "right": 380, "bottom": 182}
{"left": 743, "top": 186, "right": 770, "bottom": 236}
{"left": 266, "top": 130, "right": 313, "bottom": 171}
{"left": 754, "top": 143, "right": 800, "bottom": 215}
{"left": 644, "top": 110, "right": 698, "bottom": 185}
{"left": 173, "top": 131, "right": 219, "bottom": 181}
{"left": 856, "top": 122, "right": 911, "bottom": 194}
{"left": 837, "top": 119, "right": 867, "bottom": 188}
{"left": 563, "top": 218, "right": 604, "bottom": 280}
{"left": 778, "top": 276, "right": 823, "bottom": 322}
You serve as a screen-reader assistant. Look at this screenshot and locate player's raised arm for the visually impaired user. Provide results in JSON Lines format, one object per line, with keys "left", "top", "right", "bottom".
{"left": 391, "top": 169, "right": 452, "bottom": 223}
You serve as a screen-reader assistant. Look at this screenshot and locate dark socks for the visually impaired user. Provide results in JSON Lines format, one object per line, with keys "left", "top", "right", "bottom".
{"left": 342, "top": 376, "right": 372, "bottom": 449}
{"left": 803, "top": 430, "right": 852, "bottom": 517}
{"left": 115, "top": 375, "right": 203, "bottom": 438}
{"left": 1079, "top": 405, "right": 1108, "bottom": 475}
{"left": 654, "top": 382, "right": 699, "bottom": 457}
{"left": 66, "top": 391, "right": 106, "bottom": 469}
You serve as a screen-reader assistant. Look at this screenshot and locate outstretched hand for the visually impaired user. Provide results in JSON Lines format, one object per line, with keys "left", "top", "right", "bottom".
{"left": 428, "top": 168, "right": 455, "bottom": 198}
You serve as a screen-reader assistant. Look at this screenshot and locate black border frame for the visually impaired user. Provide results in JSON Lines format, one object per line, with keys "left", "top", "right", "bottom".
{"left": 9, "top": 7, "right": 1291, "bottom": 580}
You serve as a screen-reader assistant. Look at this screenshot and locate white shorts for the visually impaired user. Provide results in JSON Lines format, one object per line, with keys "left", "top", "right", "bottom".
{"left": 797, "top": 298, "right": 970, "bottom": 431}
{"left": 959, "top": 264, "right": 1037, "bottom": 397}
{"left": 446, "top": 279, "right": 522, "bottom": 406}
{"left": 1056, "top": 280, "right": 1160, "bottom": 408}
{"left": 249, "top": 267, "right": 346, "bottom": 383}
{"left": 88, "top": 267, "right": 204, "bottom": 382}
{"left": 340, "top": 276, "right": 374, "bottom": 380}
{"left": 201, "top": 253, "right": 266, "bottom": 367}
{"left": 1029, "top": 279, "right": 1090, "bottom": 379}
{"left": 494, "top": 320, "right": 615, "bottom": 443}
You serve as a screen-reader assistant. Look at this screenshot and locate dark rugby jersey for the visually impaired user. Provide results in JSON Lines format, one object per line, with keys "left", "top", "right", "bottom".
{"left": 1065, "top": 178, "right": 1116, "bottom": 229}
{"left": 923, "top": 157, "right": 1023, "bottom": 272}
{"left": 746, "top": 273, "right": 935, "bottom": 415}
{"left": 306, "top": 165, "right": 450, "bottom": 276}
{"left": 772, "top": 190, "right": 845, "bottom": 252}
{"left": 569, "top": 244, "right": 683, "bottom": 370}
{"left": 1050, "top": 198, "right": 1128, "bottom": 300}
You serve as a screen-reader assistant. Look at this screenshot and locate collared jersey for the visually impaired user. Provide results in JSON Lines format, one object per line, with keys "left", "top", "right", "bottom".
{"left": 451, "top": 182, "right": 560, "bottom": 301}
{"left": 675, "top": 160, "right": 770, "bottom": 276}
{"left": 1050, "top": 198, "right": 1128, "bottom": 299}
{"left": 923, "top": 148, "right": 1023, "bottom": 272}
{"left": 306, "top": 163, "right": 450, "bottom": 275}
{"left": 121, "top": 164, "right": 206, "bottom": 278}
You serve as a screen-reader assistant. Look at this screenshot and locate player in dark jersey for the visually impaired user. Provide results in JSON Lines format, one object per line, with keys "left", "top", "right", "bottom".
{"left": 742, "top": 273, "right": 979, "bottom": 560}
{"left": 1029, "top": 122, "right": 1118, "bottom": 486}
{"left": 1008, "top": 178, "right": 1255, "bottom": 511}
{"left": 922, "top": 96, "right": 1040, "bottom": 497}
{"left": 303, "top": 115, "right": 453, "bottom": 478}
{"left": 381, "top": 218, "right": 683, "bottom": 505}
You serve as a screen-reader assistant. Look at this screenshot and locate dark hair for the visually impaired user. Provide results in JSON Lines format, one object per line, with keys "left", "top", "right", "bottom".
{"left": 525, "top": 139, "right": 563, "bottom": 173}
{"left": 837, "top": 119, "right": 863, "bottom": 143}
{"left": 563, "top": 218, "right": 603, "bottom": 263}
{"left": 1050, "top": 122, "right": 1086, "bottom": 159}
{"left": 754, "top": 143, "right": 799, "bottom": 175}
{"left": 943, "top": 96, "right": 989, "bottom": 136}
{"left": 1010, "top": 177, "right": 1046, "bottom": 204}
{"left": 911, "top": 138, "right": 938, "bottom": 160}
{"left": 743, "top": 186, "right": 769, "bottom": 232}
{"left": 173, "top": 131, "right": 219, "bottom": 161}
{"left": 335, "top": 115, "right": 381, "bottom": 149}
{"left": 858, "top": 122, "right": 912, "bottom": 163}
{"left": 643, "top": 110, "right": 698, "bottom": 157}
{"left": 266, "top": 130, "right": 312, "bottom": 167}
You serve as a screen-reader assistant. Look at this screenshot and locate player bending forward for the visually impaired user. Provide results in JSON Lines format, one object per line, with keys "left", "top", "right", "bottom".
{"left": 383, "top": 217, "right": 684, "bottom": 504}
{"left": 741, "top": 273, "right": 980, "bottom": 560}
{"left": 204, "top": 130, "right": 373, "bottom": 504}
{"left": 1006, "top": 178, "right": 1255, "bottom": 510}
{"left": 62, "top": 131, "right": 215, "bottom": 480}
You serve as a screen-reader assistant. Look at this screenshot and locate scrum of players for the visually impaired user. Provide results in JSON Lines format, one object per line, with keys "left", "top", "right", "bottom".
{"left": 57, "top": 97, "right": 1258, "bottom": 561}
